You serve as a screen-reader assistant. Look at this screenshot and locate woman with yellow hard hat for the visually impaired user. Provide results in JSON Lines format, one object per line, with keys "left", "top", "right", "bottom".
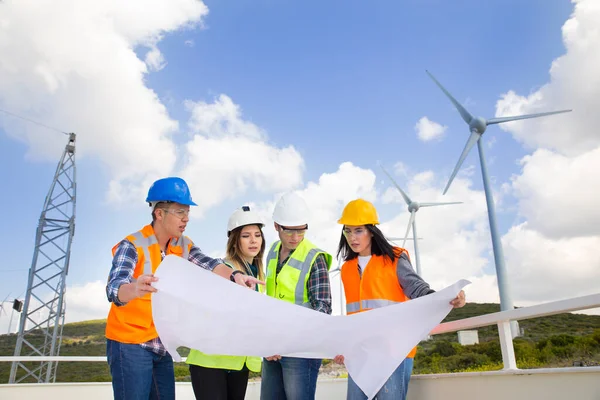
{"left": 333, "top": 199, "right": 466, "bottom": 400}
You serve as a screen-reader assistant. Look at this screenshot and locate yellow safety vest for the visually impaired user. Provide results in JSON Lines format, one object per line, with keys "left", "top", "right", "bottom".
{"left": 186, "top": 349, "right": 262, "bottom": 372}
{"left": 265, "top": 239, "right": 332, "bottom": 306}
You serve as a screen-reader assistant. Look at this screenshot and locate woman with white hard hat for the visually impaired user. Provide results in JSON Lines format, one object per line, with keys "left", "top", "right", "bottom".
{"left": 186, "top": 206, "right": 265, "bottom": 400}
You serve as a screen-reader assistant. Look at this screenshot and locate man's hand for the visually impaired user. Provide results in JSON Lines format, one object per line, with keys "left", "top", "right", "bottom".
{"left": 233, "top": 273, "right": 265, "bottom": 290}
{"left": 134, "top": 274, "right": 159, "bottom": 297}
{"left": 265, "top": 355, "right": 282, "bottom": 361}
{"left": 333, "top": 355, "right": 345, "bottom": 365}
{"left": 450, "top": 290, "right": 466, "bottom": 308}
{"left": 116, "top": 274, "right": 158, "bottom": 304}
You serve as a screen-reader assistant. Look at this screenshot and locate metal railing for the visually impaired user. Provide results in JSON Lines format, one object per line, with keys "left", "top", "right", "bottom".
{"left": 430, "top": 292, "right": 600, "bottom": 370}
{"left": 1, "top": 292, "right": 599, "bottom": 373}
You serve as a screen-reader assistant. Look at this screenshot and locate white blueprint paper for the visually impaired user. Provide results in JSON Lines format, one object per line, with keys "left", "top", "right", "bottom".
{"left": 152, "top": 255, "right": 469, "bottom": 399}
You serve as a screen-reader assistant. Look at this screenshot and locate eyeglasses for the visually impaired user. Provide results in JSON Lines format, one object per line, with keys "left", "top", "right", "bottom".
{"left": 343, "top": 228, "right": 368, "bottom": 238}
{"left": 163, "top": 208, "right": 190, "bottom": 219}
{"left": 279, "top": 225, "right": 308, "bottom": 236}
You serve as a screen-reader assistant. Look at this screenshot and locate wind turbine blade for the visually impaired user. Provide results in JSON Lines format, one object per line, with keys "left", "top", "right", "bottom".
{"left": 443, "top": 130, "right": 481, "bottom": 195}
{"left": 402, "top": 211, "right": 416, "bottom": 248}
{"left": 486, "top": 110, "right": 571, "bottom": 125}
{"left": 380, "top": 164, "right": 412, "bottom": 205}
{"left": 426, "top": 70, "right": 473, "bottom": 124}
{"left": 419, "top": 202, "right": 463, "bottom": 207}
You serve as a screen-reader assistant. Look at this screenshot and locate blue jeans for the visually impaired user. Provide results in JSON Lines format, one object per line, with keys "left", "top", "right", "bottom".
{"left": 106, "top": 339, "right": 175, "bottom": 400}
{"left": 347, "top": 358, "right": 414, "bottom": 400}
{"left": 260, "top": 357, "right": 322, "bottom": 400}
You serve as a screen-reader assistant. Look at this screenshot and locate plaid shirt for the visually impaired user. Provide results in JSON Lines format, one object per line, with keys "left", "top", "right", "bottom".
{"left": 106, "top": 239, "right": 224, "bottom": 355}
{"left": 277, "top": 251, "right": 332, "bottom": 315}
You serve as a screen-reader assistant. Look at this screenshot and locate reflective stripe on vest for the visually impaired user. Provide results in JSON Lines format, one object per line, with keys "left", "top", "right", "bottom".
{"left": 129, "top": 231, "right": 191, "bottom": 275}
{"left": 346, "top": 301, "right": 360, "bottom": 313}
{"left": 265, "top": 240, "right": 332, "bottom": 307}
{"left": 346, "top": 299, "right": 400, "bottom": 313}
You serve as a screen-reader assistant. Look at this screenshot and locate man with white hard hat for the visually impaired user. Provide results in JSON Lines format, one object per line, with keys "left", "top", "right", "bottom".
{"left": 260, "top": 192, "right": 332, "bottom": 400}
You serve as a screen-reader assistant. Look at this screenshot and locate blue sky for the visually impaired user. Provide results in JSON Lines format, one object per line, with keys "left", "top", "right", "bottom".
{"left": 1, "top": 0, "right": 599, "bottom": 328}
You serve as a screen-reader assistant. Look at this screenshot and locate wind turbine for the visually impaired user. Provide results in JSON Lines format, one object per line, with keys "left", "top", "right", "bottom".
{"left": 426, "top": 70, "right": 572, "bottom": 336}
{"left": 380, "top": 165, "right": 462, "bottom": 276}
{"left": 0, "top": 293, "right": 11, "bottom": 322}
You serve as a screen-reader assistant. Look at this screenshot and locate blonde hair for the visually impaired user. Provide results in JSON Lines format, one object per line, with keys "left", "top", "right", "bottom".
{"left": 225, "top": 224, "right": 265, "bottom": 281}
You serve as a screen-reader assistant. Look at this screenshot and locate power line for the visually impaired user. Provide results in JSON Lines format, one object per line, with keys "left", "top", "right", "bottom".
{"left": 0, "top": 107, "right": 69, "bottom": 135}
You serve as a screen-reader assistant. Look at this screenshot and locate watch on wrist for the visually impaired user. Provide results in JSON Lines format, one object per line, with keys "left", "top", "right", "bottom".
{"left": 230, "top": 270, "right": 243, "bottom": 282}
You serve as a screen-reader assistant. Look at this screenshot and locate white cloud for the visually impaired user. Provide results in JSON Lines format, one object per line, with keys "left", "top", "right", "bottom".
{"left": 462, "top": 274, "right": 501, "bottom": 304}
{"left": 415, "top": 116, "right": 447, "bottom": 142}
{"left": 0, "top": 0, "right": 209, "bottom": 201}
{"left": 494, "top": 0, "right": 600, "bottom": 156}
{"left": 381, "top": 186, "right": 403, "bottom": 204}
{"left": 510, "top": 147, "right": 600, "bottom": 239}
{"left": 185, "top": 95, "right": 265, "bottom": 140}
{"left": 394, "top": 161, "right": 408, "bottom": 177}
{"left": 181, "top": 95, "right": 305, "bottom": 216}
{"left": 65, "top": 281, "right": 110, "bottom": 323}
{"left": 145, "top": 45, "right": 167, "bottom": 71}
{"left": 503, "top": 223, "right": 600, "bottom": 303}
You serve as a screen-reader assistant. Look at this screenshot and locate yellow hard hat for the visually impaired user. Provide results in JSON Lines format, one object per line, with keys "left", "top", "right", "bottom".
{"left": 337, "top": 199, "right": 379, "bottom": 225}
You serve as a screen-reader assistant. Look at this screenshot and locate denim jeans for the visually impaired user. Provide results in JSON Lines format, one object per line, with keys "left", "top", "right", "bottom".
{"left": 106, "top": 339, "right": 175, "bottom": 400}
{"left": 260, "top": 356, "right": 322, "bottom": 400}
{"left": 347, "top": 358, "right": 414, "bottom": 400}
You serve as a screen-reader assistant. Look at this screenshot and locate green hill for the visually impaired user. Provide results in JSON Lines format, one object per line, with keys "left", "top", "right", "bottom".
{"left": 1, "top": 303, "right": 600, "bottom": 383}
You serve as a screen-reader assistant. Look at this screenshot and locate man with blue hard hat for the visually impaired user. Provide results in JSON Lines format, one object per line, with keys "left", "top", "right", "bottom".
{"left": 105, "top": 177, "right": 262, "bottom": 400}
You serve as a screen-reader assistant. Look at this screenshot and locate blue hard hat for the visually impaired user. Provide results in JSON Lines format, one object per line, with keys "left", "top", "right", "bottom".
{"left": 146, "top": 177, "right": 197, "bottom": 206}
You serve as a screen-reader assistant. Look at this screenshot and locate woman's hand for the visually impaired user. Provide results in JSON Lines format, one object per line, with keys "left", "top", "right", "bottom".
{"left": 234, "top": 273, "right": 265, "bottom": 290}
{"left": 334, "top": 355, "right": 345, "bottom": 365}
{"left": 450, "top": 290, "right": 466, "bottom": 308}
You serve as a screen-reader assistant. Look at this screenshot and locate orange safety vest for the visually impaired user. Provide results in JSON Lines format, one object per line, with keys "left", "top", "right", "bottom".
{"left": 341, "top": 247, "right": 417, "bottom": 358}
{"left": 105, "top": 224, "right": 193, "bottom": 344}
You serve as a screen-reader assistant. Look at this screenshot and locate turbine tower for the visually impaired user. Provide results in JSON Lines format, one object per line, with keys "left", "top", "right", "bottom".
{"left": 426, "top": 70, "right": 571, "bottom": 336}
{"left": 380, "top": 165, "right": 461, "bottom": 276}
{"left": 10, "top": 133, "right": 77, "bottom": 383}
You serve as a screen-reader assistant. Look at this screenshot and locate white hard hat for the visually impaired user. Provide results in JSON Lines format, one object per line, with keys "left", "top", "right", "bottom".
{"left": 272, "top": 192, "right": 310, "bottom": 226}
{"left": 227, "top": 206, "right": 264, "bottom": 236}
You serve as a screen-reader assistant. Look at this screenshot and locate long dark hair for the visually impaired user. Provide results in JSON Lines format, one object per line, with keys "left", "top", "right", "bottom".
{"left": 337, "top": 224, "right": 398, "bottom": 264}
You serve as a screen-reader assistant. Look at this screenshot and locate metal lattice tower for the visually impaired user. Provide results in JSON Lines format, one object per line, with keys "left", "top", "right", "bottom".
{"left": 9, "top": 133, "right": 76, "bottom": 383}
